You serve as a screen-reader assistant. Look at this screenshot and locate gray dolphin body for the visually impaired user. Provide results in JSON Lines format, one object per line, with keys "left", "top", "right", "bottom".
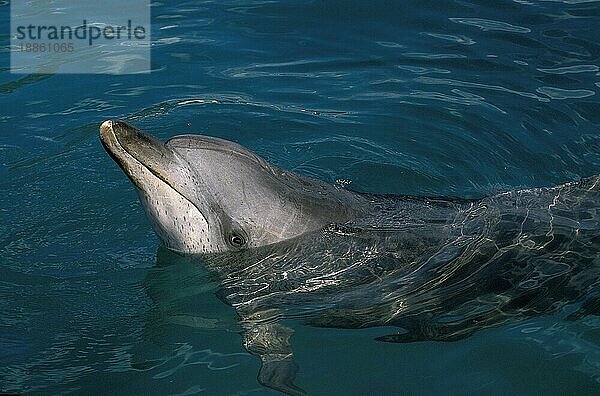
{"left": 101, "top": 120, "right": 600, "bottom": 395}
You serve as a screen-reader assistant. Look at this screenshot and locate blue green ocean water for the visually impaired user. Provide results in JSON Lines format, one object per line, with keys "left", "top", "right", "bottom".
{"left": 2, "top": 0, "right": 600, "bottom": 394}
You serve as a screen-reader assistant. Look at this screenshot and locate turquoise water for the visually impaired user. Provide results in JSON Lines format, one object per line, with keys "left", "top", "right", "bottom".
{"left": 2, "top": 0, "right": 600, "bottom": 394}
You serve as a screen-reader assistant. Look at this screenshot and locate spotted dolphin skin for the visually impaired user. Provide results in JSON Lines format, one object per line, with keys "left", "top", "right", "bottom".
{"left": 101, "top": 120, "right": 600, "bottom": 395}
{"left": 100, "top": 120, "right": 368, "bottom": 253}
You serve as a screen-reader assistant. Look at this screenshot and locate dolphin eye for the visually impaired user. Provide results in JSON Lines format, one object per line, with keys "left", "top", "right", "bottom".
{"left": 229, "top": 233, "right": 246, "bottom": 248}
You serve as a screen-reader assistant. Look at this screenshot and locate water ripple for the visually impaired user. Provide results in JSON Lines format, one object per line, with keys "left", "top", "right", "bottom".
{"left": 175, "top": 96, "right": 357, "bottom": 123}
{"left": 449, "top": 18, "right": 532, "bottom": 33}
{"left": 538, "top": 65, "right": 599, "bottom": 74}
{"left": 422, "top": 32, "right": 476, "bottom": 45}
{"left": 415, "top": 76, "right": 550, "bottom": 102}
{"left": 537, "top": 86, "right": 596, "bottom": 99}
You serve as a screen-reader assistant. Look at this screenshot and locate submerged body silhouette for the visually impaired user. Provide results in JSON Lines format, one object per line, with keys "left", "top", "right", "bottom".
{"left": 201, "top": 176, "right": 600, "bottom": 394}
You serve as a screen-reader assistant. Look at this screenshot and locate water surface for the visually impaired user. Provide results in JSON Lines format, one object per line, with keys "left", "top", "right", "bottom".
{"left": 2, "top": 0, "right": 600, "bottom": 394}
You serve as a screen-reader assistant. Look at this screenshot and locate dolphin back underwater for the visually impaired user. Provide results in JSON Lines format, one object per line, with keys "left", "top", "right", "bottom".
{"left": 100, "top": 120, "right": 600, "bottom": 395}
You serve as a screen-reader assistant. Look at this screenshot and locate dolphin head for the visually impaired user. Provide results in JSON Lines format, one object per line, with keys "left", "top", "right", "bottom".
{"left": 100, "top": 120, "right": 367, "bottom": 254}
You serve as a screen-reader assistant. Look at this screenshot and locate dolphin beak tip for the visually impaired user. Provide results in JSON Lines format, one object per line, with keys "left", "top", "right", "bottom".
{"left": 99, "top": 120, "right": 121, "bottom": 154}
{"left": 100, "top": 119, "right": 114, "bottom": 141}
{"left": 100, "top": 119, "right": 115, "bottom": 137}
{"left": 100, "top": 119, "right": 113, "bottom": 130}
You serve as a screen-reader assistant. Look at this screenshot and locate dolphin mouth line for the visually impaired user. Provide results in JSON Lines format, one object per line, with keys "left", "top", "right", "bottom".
{"left": 100, "top": 120, "right": 211, "bottom": 229}
{"left": 100, "top": 120, "right": 174, "bottom": 190}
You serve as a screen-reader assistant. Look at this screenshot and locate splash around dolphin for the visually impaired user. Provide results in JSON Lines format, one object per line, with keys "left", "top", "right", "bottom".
{"left": 100, "top": 120, "right": 600, "bottom": 395}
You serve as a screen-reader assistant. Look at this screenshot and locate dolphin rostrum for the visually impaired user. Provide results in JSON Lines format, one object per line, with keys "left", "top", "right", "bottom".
{"left": 100, "top": 120, "right": 600, "bottom": 395}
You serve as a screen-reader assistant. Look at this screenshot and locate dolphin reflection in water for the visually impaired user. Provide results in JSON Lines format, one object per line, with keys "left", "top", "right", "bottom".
{"left": 101, "top": 120, "right": 600, "bottom": 395}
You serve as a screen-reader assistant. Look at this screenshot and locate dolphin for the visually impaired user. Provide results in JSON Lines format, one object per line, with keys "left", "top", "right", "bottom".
{"left": 99, "top": 119, "right": 368, "bottom": 254}
{"left": 100, "top": 120, "right": 600, "bottom": 395}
